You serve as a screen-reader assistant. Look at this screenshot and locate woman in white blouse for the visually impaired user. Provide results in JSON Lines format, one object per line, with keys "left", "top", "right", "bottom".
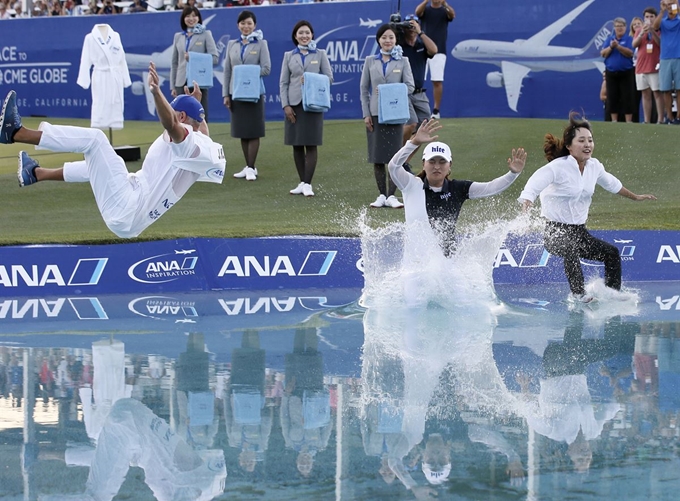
{"left": 518, "top": 112, "right": 656, "bottom": 303}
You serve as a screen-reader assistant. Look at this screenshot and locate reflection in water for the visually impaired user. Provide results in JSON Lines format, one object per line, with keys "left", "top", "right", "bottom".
{"left": 518, "top": 312, "right": 635, "bottom": 473}
{"left": 224, "top": 329, "right": 272, "bottom": 474}
{"left": 281, "top": 327, "right": 333, "bottom": 477}
{"left": 359, "top": 215, "right": 528, "bottom": 499}
{"left": 43, "top": 398, "right": 226, "bottom": 501}
{"left": 1, "top": 288, "right": 680, "bottom": 498}
{"left": 81, "top": 339, "right": 130, "bottom": 442}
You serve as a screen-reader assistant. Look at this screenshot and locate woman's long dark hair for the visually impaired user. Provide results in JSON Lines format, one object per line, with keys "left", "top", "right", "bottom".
{"left": 544, "top": 111, "right": 592, "bottom": 162}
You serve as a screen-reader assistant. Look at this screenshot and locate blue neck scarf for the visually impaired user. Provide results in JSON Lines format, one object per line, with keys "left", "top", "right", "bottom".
{"left": 297, "top": 40, "right": 317, "bottom": 52}
{"left": 380, "top": 45, "right": 403, "bottom": 60}
{"left": 241, "top": 29, "right": 263, "bottom": 43}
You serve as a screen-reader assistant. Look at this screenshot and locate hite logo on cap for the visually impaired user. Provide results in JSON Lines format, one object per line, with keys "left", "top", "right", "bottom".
{"left": 423, "top": 141, "right": 452, "bottom": 162}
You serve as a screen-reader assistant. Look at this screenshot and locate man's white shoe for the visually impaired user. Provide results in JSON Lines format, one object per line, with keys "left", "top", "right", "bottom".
{"left": 290, "top": 182, "right": 305, "bottom": 195}
{"left": 302, "top": 183, "right": 315, "bottom": 197}
{"left": 385, "top": 195, "right": 404, "bottom": 208}
{"left": 245, "top": 167, "right": 257, "bottom": 181}
{"left": 370, "top": 194, "right": 387, "bottom": 208}
{"left": 431, "top": 112, "right": 441, "bottom": 119}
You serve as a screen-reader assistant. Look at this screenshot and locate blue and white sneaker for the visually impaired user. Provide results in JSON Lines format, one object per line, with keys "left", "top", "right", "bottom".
{"left": 18, "top": 151, "right": 39, "bottom": 187}
{"left": 1, "top": 90, "right": 23, "bottom": 144}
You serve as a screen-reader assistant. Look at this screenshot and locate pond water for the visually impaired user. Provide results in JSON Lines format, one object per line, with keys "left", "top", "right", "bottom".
{"left": 1, "top": 278, "right": 679, "bottom": 500}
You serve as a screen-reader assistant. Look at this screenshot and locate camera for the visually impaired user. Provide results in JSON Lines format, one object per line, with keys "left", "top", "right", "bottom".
{"left": 389, "top": 13, "right": 415, "bottom": 35}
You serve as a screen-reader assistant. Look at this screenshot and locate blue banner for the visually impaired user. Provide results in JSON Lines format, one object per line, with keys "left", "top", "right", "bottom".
{"left": 0, "top": 232, "right": 678, "bottom": 298}
{"left": 0, "top": 0, "right": 647, "bottom": 120}
{"left": 0, "top": 237, "right": 364, "bottom": 296}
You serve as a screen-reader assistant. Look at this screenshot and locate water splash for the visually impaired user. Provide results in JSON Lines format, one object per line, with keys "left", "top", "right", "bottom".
{"left": 358, "top": 211, "right": 531, "bottom": 419}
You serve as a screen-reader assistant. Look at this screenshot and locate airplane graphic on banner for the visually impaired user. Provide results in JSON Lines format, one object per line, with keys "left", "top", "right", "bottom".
{"left": 452, "top": 0, "right": 612, "bottom": 111}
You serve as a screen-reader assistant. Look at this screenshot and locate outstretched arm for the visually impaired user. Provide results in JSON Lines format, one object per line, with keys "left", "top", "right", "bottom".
{"left": 468, "top": 148, "right": 526, "bottom": 199}
{"left": 148, "top": 61, "right": 187, "bottom": 144}
{"left": 617, "top": 187, "right": 657, "bottom": 201}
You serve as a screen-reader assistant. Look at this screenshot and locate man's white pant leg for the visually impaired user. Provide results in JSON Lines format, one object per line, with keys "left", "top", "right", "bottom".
{"left": 63, "top": 161, "right": 89, "bottom": 183}
{"left": 38, "top": 122, "right": 140, "bottom": 237}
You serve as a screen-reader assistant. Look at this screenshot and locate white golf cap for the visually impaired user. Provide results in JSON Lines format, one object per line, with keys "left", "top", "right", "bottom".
{"left": 422, "top": 462, "right": 451, "bottom": 485}
{"left": 422, "top": 142, "right": 452, "bottom": 162}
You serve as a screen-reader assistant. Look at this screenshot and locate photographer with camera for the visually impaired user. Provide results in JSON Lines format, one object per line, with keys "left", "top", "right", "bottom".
{"left": 415, "top": 0, "right": 454, "bottom": 119}
{"left": 395, "top": 14, "right": 437, "bottom": 161}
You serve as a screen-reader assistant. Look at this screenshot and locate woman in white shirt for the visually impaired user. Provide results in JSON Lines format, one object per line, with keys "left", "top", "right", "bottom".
{"left": 518, "top": 113, "right": 656, "bottom": 303}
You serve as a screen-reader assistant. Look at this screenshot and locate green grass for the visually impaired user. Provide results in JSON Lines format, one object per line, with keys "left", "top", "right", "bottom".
{"left": 0, "top": 117, "right": 676, "bottom": 246}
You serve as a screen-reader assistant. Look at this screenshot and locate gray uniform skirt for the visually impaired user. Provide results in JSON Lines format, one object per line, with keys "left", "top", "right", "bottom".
{"left": 230, "top": 97, "right": 265, "bottom": 139}
{"left": 367, "top": 117, "right": 403, "bottom": 164}
{"left": 284, "top": 104, "right": 324, "bottom": 146}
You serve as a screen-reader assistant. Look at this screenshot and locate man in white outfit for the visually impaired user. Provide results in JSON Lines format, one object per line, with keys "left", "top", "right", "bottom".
{"left": 0, "top": 62, "right": 225, "bottom": 239}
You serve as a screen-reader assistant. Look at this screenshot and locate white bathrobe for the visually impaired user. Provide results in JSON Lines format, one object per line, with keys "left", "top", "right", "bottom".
{"left": 77, "top": 24, "right": 132, "bottom": 129}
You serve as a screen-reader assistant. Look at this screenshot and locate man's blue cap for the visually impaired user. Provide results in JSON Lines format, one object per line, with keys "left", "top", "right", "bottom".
{"left": 170, "top": 95, "right": 205, "bottom": 123}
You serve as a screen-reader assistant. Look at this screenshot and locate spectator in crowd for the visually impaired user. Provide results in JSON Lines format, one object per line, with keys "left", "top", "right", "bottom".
{"left": 279, "top": 20, "right": 333, "bottom": 197}
{"left": 86, "top": 0, "right": 98, "bottom": 15}
{"left": 12, "top": 1, "right": 28, "bottom": 17}
{"left": 32, "top": 0, "right": 49, "bottom": 16}
{"left": 171, "top": 7, "right": 218, "bottom": 120}
{"left": 599, "top": 71, "right": 609, "bottom": 120}
{"left": 62, "top": 0, "right": 76, "bottom": 15}
{"left": 49, "top": 0, "right": 65, "bottom": 15}
{"left": 629, "top": 16, "right": 643, "bottom": 122}
{"left": 0, "top": 1, "right": 12, "bottom": 19}
{"left": 360, "top": 24, "right": 415, "bottom": 209}
{"left": 128, "top": 0, "right": 148, "bottom": 12}
{"left": 633, "top": 7, "right": 664, "bottom": 124}
{"left": 98, "top": 0, "right": 121, "bottom": 14}
{"left": 397, "top": 13, "right": 437, "bottom": 170}
{"left": 415, "top": 0, "right": 455, "bottom": 119}
{"left": 652, "top": 0, "right": 680, "bottom": 124}
{"left": 600, "top": 17, "right": 635, "bottom": 122}
{"left": 222, "top": 10, "right": 271, "bottom": 182}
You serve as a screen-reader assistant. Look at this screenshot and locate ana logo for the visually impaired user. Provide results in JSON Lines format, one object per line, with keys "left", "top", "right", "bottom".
{"left": 0, "top": 297, "right": 108, "bottom": 320}
{"left": 656, "top": 295, "right": 680, "bottom": 310}
{"left": 128, "top": 250, "right": 198, "bottom": 284}
{"left": 128, "top": 295, "right": 198, "bottom": 321}
{"left": 217, "top": 251, "right": 337, "bottom": 278}
{"left": 494, "top": 244, "right": 550, "bottom": 268}
{"left": 614, "top": 238, "right": 635, "bottom": 261}
{"left": 207, "top": 167, "right": 224, "bottom": 179}
{"left": 0, "top": 258, "right": 108, "bottom": 288}
{"left": 657, "top": 245, "right": 680, "bottom": 264}
{"left": 316, "top": 18, "right": 383, "bottom": 85}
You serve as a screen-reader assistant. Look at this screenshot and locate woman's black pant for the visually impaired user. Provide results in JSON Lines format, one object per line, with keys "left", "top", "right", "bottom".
{"left": 543, "top": 221, "right": 621, "bottom": 295}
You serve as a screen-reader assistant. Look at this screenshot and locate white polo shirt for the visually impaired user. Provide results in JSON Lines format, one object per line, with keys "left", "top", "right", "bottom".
{"left": 518, "top": 155, "right": 623, "bottom": 225}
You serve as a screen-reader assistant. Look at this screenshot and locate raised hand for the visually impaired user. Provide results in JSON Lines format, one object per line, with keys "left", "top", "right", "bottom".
{"left": 507, "top": 147, "right": 527, "bottom": 173}
{"left": 411, "top": 118, "right": 442, "bottom": 145}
